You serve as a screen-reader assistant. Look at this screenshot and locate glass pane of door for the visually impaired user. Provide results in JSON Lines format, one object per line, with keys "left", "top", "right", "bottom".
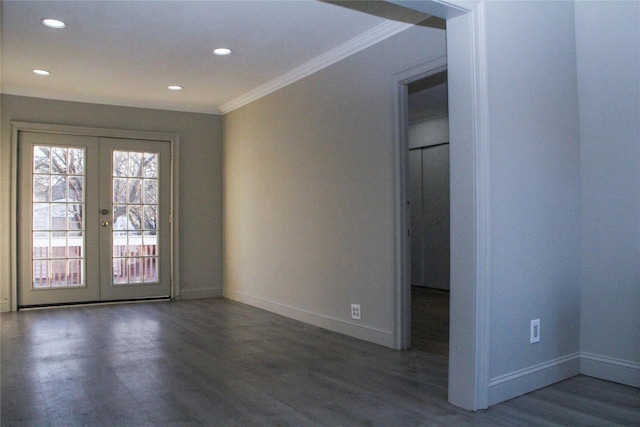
{"left": 31, "top": 145, "right": 86, "bottom": 288}
{"left": 111, "top": 150, "right": 159, "bottom": 285}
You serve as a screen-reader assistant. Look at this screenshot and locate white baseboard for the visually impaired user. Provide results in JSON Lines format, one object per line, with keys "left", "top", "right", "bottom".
{"left": 223, "top": 288, "right": 394, "bottom": 348}
{"left": 179, "top": 287, "right": 223, "bottom": 300}
{"left": 488, "top": 353, "right": 581, "bottom": 406}
{"left": 581, "top": 352, "right": 640, "bottom": 388}
{"left": 1, "top": 300, "right": 10, "bottom": 313}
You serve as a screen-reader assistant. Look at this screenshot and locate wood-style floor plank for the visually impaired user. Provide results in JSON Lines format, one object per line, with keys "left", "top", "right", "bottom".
{"left": 411, "top": 287, "right": 449, "bottom": 358}
{"left": 2, "top": 298, "right": 638, "bottom": 426}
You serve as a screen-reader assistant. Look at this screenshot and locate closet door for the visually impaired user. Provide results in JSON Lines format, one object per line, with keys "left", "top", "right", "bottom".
{"left": 409, "top": 148, "right": 425, "bottom": 287}
{"left": 408, "top": 144, "right": 450, "bottom": 290}
{"left": 421, "top": 144, "right": 450, "bottom": 290}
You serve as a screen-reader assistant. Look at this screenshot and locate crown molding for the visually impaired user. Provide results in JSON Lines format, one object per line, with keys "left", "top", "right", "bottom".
{"left": 1, "top": 86, "right": 223, "bottom": 115}
{"left": 219, "top": 20, "right": 414, "bottom": 114}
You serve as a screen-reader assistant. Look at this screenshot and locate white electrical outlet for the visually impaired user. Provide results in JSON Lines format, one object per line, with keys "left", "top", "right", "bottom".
{"left": 351, "top": 304, "right": 361, "bottom": 320}
{"left": 530, "top": 319, "right": 540, "bottom": 343}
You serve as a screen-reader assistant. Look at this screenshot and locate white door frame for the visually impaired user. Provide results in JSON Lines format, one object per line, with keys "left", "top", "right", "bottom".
{"left": 390, "top": 1, "right": 491, "bottom": 411}
{"left": 10, "top": 121, "right": 180, "bottom": 309}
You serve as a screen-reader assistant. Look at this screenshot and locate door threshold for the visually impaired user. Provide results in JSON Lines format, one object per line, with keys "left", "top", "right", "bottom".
{"left": 19, "top": 296, "right": 170, "bottom": 311}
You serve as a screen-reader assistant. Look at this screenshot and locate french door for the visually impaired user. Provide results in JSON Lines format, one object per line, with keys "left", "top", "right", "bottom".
{"left": 18, "top": 132, "right": 172, "bottom": 307}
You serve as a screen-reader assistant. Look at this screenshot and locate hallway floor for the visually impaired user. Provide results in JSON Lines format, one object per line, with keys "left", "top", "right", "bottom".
{"left": 2, "top": 298, "right": 638, "bottom": 426}
{"left": 411, "top": 287, "right": 449, "bottom": 358}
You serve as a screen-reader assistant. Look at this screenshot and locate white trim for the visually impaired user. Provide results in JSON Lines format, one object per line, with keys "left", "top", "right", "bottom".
{"left": 490, "top": 353, "right": 581, "bottom": 386}
{"left": 581, "top": 352, "right": 640, "bottom": 388}
{"left": 391, "top": 0, "right": 492, "bottom": 411}
{"left": 170, "top": 136, "right": 180, "bottom": 301}
{"left": 392, "top": 73, "right": 410, "bottom": 351}
{"left": 392, "top": 56, "right": 448, "bottom": 352}
{"left": 392, "top": 74, "right": 410, "bottom": 351}
{"left": 224, "top": 289, "right": 395, "bottom": 347}
{"left": 387, "top": 0, "right": 469, "bottom": 20}
{"left": 9, "top": 121, "right": 180, "bottom": 310}
{"left": 219, "top": 20, "right": 415, "bottom": 114}
{"left": 488, "top": 353, "right": 581, "bottom": 406}
{"left": 10, "top": 126, "right": 19, "bottom": 312}
{"left": 439, "top": 1, "right": 492, "bottom": 410}
{"left": 470, "top": 1, "right": 492, "bottom": 410}
{"left": 9, "top": 122, "right": 179, "bottom": 143}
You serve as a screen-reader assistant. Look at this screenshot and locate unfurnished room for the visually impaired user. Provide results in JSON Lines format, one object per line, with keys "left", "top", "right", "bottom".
{"left": 1, "top": 1, "right": 639, "bottom": 425}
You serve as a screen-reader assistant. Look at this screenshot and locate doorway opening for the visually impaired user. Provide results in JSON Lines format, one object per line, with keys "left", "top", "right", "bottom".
{"left": 406, "top": 70, "right": 450, "bottom": 358}
{"left": 10, "top": 122, "right": 180, "bottom": 311}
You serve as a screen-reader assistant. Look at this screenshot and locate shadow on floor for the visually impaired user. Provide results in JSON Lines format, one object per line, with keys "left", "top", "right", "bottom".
{"left": 411, "top": 286, "right": 449, "bottom": 358}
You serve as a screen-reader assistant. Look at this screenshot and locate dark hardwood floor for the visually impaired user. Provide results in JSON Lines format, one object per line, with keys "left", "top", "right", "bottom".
{"left": 411, "top": 286, "right": 449, "bottom": 358}
{"left": 2, "top": 298, "right": 638, "bottom": 426}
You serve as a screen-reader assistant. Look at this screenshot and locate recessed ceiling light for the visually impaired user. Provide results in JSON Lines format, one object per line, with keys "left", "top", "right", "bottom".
{"left": 168, "top": 85, "right": 183, "bottom": 91}
{"left": 42, "top": 18, "right": 66, "bottom": 29}
{"left": 33, "top": 69, "right": 51, "bottom": 76}
{"left": 213, "top": 48, "right": 232, "bottom": 56}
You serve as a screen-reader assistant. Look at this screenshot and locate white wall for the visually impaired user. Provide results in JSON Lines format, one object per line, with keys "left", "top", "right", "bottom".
{"left": 482, "top": 1, "right": 582, "bottom": 404}
{"left": 576, "top": 1, "right": 640, "bottom": 387}
{"left": 223, "top": 25, "right": 447, "bottom": 347}
{"left": 224, "top": 0, "right": 606, "bottom": 407}
{"left": 408, "top": 117, "right": 449, "bottom": 149}
{"left": 0, "top": 95, "right": 224, "bottom": 309}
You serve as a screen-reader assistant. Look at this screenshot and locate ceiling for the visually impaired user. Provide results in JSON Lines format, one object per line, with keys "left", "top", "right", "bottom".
{"left": 1, "top": 1, "right": 436, "bottom": 114}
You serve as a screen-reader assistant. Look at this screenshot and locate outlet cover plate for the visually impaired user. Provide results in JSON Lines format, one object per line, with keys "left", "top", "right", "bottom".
{"left": 351, "top": 304, "right": 361, "bottom": 320}
{"left": 530, "top": 319, "right": 540, "bottom": 343}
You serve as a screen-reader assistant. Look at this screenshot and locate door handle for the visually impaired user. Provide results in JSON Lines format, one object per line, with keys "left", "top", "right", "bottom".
{"left": 101, "top": 221, "right": 110, "bottom": 227}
